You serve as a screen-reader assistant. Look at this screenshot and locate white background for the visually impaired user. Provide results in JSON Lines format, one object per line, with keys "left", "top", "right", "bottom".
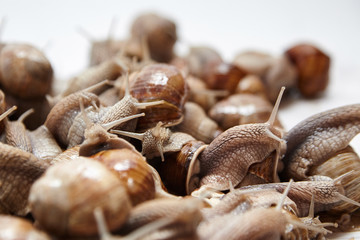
{"left": 1, "top": 1, "right": 360, "bottom": 236}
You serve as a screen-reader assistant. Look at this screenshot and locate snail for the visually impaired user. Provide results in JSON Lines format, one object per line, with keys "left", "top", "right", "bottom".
{"left": 281, "top": 104, "right": 360, "bottom": 181}
{"left": 129, "top": 63, "right": 188, "bottom": 131}
{"left": 4, "top": 108, "right": 62, "bottom": 163}
{"left": 130, "top": 12, "right": 177, "bottom": 63}
{"left": 285, "top": 43, "right": 331, "bottom": 98}
{"left": 188, "top": 87, "right": 286, "bottom": 193}
{"left": 208, "top": 93, "right": 284, "bottom": 131}
{"left": 0, "top": 142, "right": 49, "bottom": 215}
{"left": 198, "top": 181, "right": 330, "bottom": 240}
{"left": 119, "top": 197, "right": 204, "bottom": 238}
{"left": 29, "top": 156, "right": 131, "bottom": 237}
{"left": 232, "top": 50, "right": 274, "bottom": 78}
{"left": 0, "top": 43, "right": 53, "bottom": 99}
{"left": 172, "top": 101, "right": 223, "bottom": 144}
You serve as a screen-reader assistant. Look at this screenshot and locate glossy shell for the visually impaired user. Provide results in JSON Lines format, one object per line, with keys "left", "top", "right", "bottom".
{"left": 0, "top": 44, "right": 53, "bottom": 99}
{"left": 209, "top": 93, "right": 283, "bottom": 130}
{"left": 29, "top": 157, "right": 131, "bottom": 237}
{"left": 91, "top": 148, "right": 156, "bottom": 206}
{"left": 130, "top": 63, "right": 188, "bottom": 130}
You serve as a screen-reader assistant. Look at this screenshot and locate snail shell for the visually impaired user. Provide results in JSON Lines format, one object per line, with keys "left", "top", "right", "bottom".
{"left": 156, "top": 140, "right": 207, "bottom": 195}
{"left": 0, "top": 43, "right": 53, "bottom": 99}
{"left": 309, "top": 146, "right": 360, "bottom": 213}
{"left": 285, "top": 43, "right": 330, "bottom": 98}
{"left": 232, "top": 50, "right": 274, "bottom": 78}
{"left": 209, "top": 93, "right": 283, "bottom": 130}
{"left": 130, "top": 12, "right": 177, "bottom": 63}
{"left": 29, "top": 157, "right": 131, "bottom": 237}
{"left": 130, "top": 63, "right": 188, "bottom": 131}
{"left": 91, "top": 148, "right": 156, "bottom": 206}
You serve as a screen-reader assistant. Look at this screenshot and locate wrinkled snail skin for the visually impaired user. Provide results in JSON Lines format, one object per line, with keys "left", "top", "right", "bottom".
{"left": 44, "top": 91, "right": 100, "bottom": 148}
{"left": 281, "top": 104, "right": 360, "bottom": 181}
{"left": 196, "top": 123, "right": 285, "bottom": 191}
{"left": 0, "top": 142, "right": 49, "bottom": 216}
{"left": 238, "top": 178, "right": 347, "bottom": 217}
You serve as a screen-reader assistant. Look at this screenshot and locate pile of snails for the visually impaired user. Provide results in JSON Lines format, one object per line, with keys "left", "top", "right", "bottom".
{"left": 0, "top": 12, "right": 359, "bottom": 240}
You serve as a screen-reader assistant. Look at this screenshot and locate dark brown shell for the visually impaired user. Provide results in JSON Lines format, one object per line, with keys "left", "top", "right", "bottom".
{"left": 130, "top": 63, "right": 188, "bottom": 131}
{"left": 156, "top": 140, "right": 206, "bottom": 195}
{"left": 285, "top": 43, "right": 330, "bottom": 98}
{"left": 204, "top": 62, "right": 247, "bottom": 93}
{"left": 0, "top": 44, "right": 53, "bottom": 99}
{"left": 91, "top": 148, "right": 156, "bottom": 206}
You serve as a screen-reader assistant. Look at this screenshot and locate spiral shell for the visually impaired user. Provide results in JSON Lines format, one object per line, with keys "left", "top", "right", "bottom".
{"left": 130, "top": 63, "right": 188, "bottom": 131}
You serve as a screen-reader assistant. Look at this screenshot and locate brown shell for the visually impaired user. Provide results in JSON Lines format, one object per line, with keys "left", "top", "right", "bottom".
{"left": 130, "top": 63, "right": 188, "bottom": 130}
{"left": 186, "top": 46, "right": 223, "bottom": 81}
{"left": 232, "top": 50, "right": 274, "bottom": 78}
{"left": 29, "top": 157, "right": 131, "bottom": 237}
{"left": 285, "top": 43, "right": 330, "bottom": 98}
{"left": 209, "top": 93, "right": 283, "bottom": 130}
{"left": 0, "top": 44, "right": 53, "bottom": 99}
{"left": 91, "top": 148, "right": 156, "bottom": 206}
{"left": 310, "top": 146, "right": 360, "bottom": 213}
{"left": 203, "top": 62, "right": 247, "bottom": 93}
{"left": 235, "top": 74, "right": 268, "bottom": 99}
{"left": 0, "top": 215, "right": 51, "bottom": 240}
{"left": 156, "top": 140, "right": 206, "bottom": 195}
{"left": 130, "top": 13, "right": 177, "bottom": 63}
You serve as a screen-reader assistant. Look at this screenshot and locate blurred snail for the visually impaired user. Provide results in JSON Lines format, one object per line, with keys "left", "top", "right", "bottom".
{"left": 0, "top": 43, "right": 53, "bottom": 99}
{"left": 29, "top": 157, "right": 131, "bottom": 237}
{"left": 172, "top": 101, "right": 223, "bottom": 144}
{"left": 130, "top": 12, "right": 177, "bottom": 63}
{"left": 0, "top": 142, "right": 49, "bottom": 216}
{"left": 232, "top": 50, "right": 274, "bottom": 78}
{"left": 120, "top": 197, "right": 204, "bottom": 238}
{"left": 129, "top": 63, "right": 188, "bottom": 131}
{"left": 90, "top": 148, "right": 156, "bottom": 206}
{"left": 209, "top": 93, "right": 284, "bottom": 131}
{"left": 4, "top": 108, "right": 62, "bottom": 163}
{"left": 0, "top": 214, "right": 51, "bottom": 240}
{"left": 285, "top": 43, "right": 331, "bottom": 98}
{"left": 235, "top": 74, "right": 268, "bottom": 99}
{"left": 185, "top": 75, "right": 229, "bottom": 112}
{"left": 186, "top": 46, "right": 223, "bottom": 82}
